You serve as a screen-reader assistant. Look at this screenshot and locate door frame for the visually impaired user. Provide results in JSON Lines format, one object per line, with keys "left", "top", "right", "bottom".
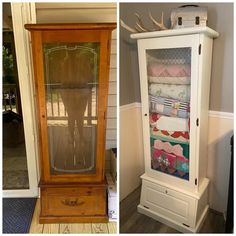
{"left": 3, "top": 3, "right": 39, "bottom": 197}
{"left": 137, "top": 35, "right": 199, "bottom": 191}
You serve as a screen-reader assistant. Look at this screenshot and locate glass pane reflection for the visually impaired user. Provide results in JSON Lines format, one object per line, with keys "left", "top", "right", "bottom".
{"left": 43, "top": 43, "right": 100, "bottom": 174}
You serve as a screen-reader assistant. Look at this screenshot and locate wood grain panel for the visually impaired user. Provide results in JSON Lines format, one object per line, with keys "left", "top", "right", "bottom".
{"left": 43, "top": 224, "right": 59, "bottom": 234}
{"left": 107, "top": 222, "right": 117, "bottom": 234}
{"left": 91, "top": 223, "right": 109, "bottom": 233}
{"left": 59, "top": 223, "right": 92, "bottom": 233}
{"left": 29, "top": 200, "right": 44, "bottom": 234}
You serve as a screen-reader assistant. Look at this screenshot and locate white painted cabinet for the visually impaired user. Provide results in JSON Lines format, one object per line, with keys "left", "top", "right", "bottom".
{"left": 131, "top": 27, "right": 219, "bottom": 232}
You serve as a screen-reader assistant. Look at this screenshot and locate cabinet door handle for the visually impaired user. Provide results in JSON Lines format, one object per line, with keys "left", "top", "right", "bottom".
{"left": 61, "top": 198, "right": 85, "bottom": 207}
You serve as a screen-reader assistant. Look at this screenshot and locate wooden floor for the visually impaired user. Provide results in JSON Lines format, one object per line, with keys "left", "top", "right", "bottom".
{"left": 120, "top": 186, "right": 226, "bottom": 233}
{"left": 30, "top": 200, "right": 117, "bottom": 234}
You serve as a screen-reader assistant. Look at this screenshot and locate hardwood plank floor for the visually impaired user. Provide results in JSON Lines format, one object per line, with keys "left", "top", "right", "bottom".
{"left": 120, "top": 186, "right": 226, "bottom": 233}
{"left": 29, "top": 199, "right": 117, "bottom": 234}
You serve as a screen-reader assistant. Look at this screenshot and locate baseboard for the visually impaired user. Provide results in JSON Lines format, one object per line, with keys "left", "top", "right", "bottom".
{"left": 208, "top": 110, "right": 233, "bottom": 119}
{"left": 120, "top": 102, "right": 141, "bottom": 112}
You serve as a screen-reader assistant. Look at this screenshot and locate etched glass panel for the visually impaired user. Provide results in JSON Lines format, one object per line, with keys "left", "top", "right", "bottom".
{"left": 43, "top": 43, "right": 100, "bottom": 174}
{"left": 146, "top": 47, "right": 191, "bottom": 181}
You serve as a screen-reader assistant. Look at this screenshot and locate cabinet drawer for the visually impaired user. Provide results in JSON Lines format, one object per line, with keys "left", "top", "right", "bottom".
{"left": 141, "top": 180, "right": 196, "bottom": 227}
{"left": 41, "top": 187, "right": 107, "bottom": 217}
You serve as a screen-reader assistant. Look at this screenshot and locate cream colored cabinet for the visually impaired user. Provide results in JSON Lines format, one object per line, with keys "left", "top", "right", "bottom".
{"left": 131, "top": 27, "right": 219, "bottom": 232}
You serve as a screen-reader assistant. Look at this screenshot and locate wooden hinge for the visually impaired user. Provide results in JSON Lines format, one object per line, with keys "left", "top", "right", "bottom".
{"left": 198, "top": 44, "right": 202, "bottom": 55}
{"left": 195, "top": 178, "right": 198, "bottom": 185}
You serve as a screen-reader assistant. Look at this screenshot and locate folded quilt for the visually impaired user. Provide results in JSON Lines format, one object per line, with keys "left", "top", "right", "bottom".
{"left": 150, "top": 137, "right": 189, "bottom": 159}
{"left": 154, "top": 139, "right": 184, "bottom": 157}
{"left": 149, "top": 83, "right": 191, "bottom": 102}
{"left": 152, "top": 148, "right": 189, "bottom": 175}
{"left": 149, "top": 95, "right": 190, "bottom": 118}
{"left": 150, "top": 112, "right": 190, "bottom": 132}
{"left": 150, "top": 127, "right": 189, "bottom": 144}
{"left": 148, "top": 76, "right": 191, "bottom": 85}
{"left": 148, "top": 63, "right": 191, "bottom": 77}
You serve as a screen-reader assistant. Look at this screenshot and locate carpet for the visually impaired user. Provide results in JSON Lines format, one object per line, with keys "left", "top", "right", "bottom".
{"left": 3, "top": 198, "right": 37, "bottom": 233}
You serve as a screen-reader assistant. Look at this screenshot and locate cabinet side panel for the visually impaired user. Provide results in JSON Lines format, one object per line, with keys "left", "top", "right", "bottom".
{"left": 137, "top": 40, "right": 151, "bottom": 174}
{"left": 196, "top": 35, "right": 213, "bottom": 186}
{"left": 196, "top": 185, "right": 208, "bottom": 224}
{"left": 30, "top": 31, "right": 49, "bottom": 182}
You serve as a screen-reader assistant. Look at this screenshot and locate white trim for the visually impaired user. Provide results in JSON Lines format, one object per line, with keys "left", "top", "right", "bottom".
{"left": 209, "top": 110, "right": 234, "bottom": 119}
{"left": 3, "top": 3, "right": 39, "bottom": 198}
{"left": 120, "top": 102, "right": 234, "bottom": 119}
{"left": 131, "top": 26, "right": 219, "bottom": 40}
{"left": 120, "top": 102, "right": 142, "bottom": 112}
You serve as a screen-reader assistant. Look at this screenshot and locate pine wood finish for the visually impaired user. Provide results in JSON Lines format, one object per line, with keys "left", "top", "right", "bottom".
{"left": 25, "top": 23, "right": 116, "bottom": 223}
{"left": 29, "top": 199, "right": 117, "bottom": 233}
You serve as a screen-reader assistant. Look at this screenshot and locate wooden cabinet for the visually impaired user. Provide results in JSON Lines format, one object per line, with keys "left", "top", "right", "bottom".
{"left": 25, "top": 23, "right": 116, "bottom": 223}
{"left": 131, "top": 27, "right": 219, "bottom": 232}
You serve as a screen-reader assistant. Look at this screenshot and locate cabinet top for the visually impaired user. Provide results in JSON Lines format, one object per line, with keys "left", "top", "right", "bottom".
{"left": 25, "top": 23, "right": 116, "bottom": 31}
{"left": 130, "top": 26, "right": 219, "bottom": 40}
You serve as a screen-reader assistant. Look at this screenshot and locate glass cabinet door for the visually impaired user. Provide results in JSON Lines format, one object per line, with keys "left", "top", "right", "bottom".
{"left": 43, "top": 43, "right": 100, "bottom": 175}
{"left": 146, "top": 47, "right": 191, "bottom": 181}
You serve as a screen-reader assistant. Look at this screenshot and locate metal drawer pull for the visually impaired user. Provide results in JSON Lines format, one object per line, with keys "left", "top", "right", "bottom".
{"left": 61, "top": 199, "right": 85, "bottom": 207}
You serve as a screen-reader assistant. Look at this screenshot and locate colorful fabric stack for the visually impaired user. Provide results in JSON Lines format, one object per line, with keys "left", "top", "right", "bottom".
{"left": 148, "top": 62, "right": 191, "bottom": 180}
{"left": 149, "top": 95, "right": 190, "bottom": 119}
{"left": 152, "top": 140, "right": 189, "bottom": 177}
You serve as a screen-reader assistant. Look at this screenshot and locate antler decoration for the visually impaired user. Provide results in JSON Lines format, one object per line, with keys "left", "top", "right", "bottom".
{"left": 134, "top": 13, "right": 150, "bottom": 32}
{"left": 120, "top": 20, "right": 137, "bottom": 33}
{"left": 149, "top": 11, "right": 168, "bottom": 30}
{"left": 121, "top": 11, "right": 169, "bottom": 33}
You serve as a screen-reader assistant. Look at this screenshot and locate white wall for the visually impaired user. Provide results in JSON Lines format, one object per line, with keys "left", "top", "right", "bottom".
{"left": 120, "top": 103, "right": 144, "bottom": 201}
{"left": 120, "top": 103, "right": 233, "bottom": 214}
{"left": 35, "top": 3, "right": 117, "bottom": 149}
{"left": 207, "top": 111, "right": 233, "bottom": 213}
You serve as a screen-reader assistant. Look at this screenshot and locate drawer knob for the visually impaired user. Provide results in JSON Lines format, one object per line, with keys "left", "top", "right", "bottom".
{"left": 61, "top": 199, "right": 84, "bottom": 207}
{"left": 165, "top": 190, "right": 168, "bottom": 194}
